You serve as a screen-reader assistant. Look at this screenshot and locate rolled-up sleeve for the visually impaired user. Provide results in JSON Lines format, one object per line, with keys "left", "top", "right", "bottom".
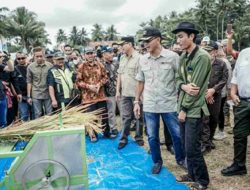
{"left": 135, "top": 61, "right": 145, "bottom": 82}
{"left": 26, "top": 66, "right": 32, "bottom": 84}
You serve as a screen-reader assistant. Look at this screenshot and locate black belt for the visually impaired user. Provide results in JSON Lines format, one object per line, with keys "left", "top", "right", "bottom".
{"left": 239, "top": 97, "right": 250, "bottom": 102}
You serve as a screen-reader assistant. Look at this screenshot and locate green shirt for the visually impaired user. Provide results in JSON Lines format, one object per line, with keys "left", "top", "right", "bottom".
{"left": 176, "top": 46, "right": 211, "bottom": 118}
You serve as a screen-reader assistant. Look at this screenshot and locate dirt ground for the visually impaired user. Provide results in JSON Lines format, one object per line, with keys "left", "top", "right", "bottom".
{"left": 118, "top": 118, "right": 250, "bottom": 190}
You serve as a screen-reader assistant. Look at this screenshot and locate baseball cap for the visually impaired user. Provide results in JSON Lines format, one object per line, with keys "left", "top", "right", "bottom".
{"left": 101, "top": 46, "right": 113, "bottom": 53}
{"left": 53, "top": 52, "right": 65, "bottom": 60}
{"left": 116, "top": 36, "right": 135, "bottom": 45}
{"left": 139, "top": 27, "right": 162, "bottom": 41}
{"left": 203, "top": 41, "right": 218, "bottom": 51}
{"left": 84, "top": 46, "right": 95, "bottom": 53}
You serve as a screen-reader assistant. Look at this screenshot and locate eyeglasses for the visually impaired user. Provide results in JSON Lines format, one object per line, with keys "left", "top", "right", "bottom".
{"left": 72, "top": 57, "right": 78, "bottom": 60}
{"left": 17, "top": 57, "right": 26, "bottom": 60}
{"left": 144, "top": 37, "right": 157, "bottom": 44}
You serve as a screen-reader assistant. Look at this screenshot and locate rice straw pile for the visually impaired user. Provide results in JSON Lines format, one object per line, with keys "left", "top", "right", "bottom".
{"left": 0, "top": 105, "right": 104, "bottom": 141}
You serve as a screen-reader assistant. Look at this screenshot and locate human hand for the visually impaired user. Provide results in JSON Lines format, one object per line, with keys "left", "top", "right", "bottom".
{"left": 178, "top": 111, "right": 187, "bottom": 123}
{"left": 133, "top": 102, "right": 141, "bottom": 119}
{"left": 52, "top": 99, "right": 58, "bottom": 108}
{"left": 182, "top": 83, "right": 200, "bottom": 96}
{"left": 231, "top": 94, "right": 240, "bottom": 106}
{"left": 205, "top": 88, "right": 215, "bottom": 99}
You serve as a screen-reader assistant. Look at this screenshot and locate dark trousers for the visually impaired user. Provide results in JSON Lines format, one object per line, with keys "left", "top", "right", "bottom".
{"left": 180, "top": 117, "right": 209, "bottom": 186}
{"left": 163, "top": 119, "right": 173, "bottom": 147}
{"left": 219, "top": 96, "right": 227, "bottom": 131}
{"left": 202, "top": 94, "right": 221, "bottom": 148}
{"left": 87, "top": 101, "right": 110, "bottom": 137}
{"left": 233, "top": 100, "right": 250, "bottom": 166}
{"left": 120, "top": 96, "right": 143, "bottom": 143}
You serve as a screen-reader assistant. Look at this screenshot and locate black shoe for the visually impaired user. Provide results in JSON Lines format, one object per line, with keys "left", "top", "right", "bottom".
{"left": 118, "top": 141, "right": 127, "bottom": 150}
{"left": 221, "top": 163, "right": 247, "bottom": 176}
{"left": 167, "top": 145, "right": 175, "bottom": 155}
{"left": 201, "top": 146, "right": 211, "bottom": 155}
{"left": 136, "top": 140, "right": 144, "bottom": 146}
{"left": 152, "top": 162, "right": 162, "bottom": 174}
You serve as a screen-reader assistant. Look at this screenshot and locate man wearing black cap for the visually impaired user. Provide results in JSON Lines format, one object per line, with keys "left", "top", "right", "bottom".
{"left": 134, "top": 27, "right": 185, "bottom": 174}
{"left": 173, "top": 22, "right": 210, "bottom": 189}
{"left": 201, "top": 41, "right": 228, "bottom": 154}
{"left": 102, "top": 46, "right": 119, "bottom": 138}
{"left": 47, "top": 52, "right": 74, "bottom": 109}
{"left": 116, "top": 36, "right": 144, "bottom": 149}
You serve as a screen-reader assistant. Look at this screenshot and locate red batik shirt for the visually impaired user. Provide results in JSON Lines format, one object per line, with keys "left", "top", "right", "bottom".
{"left": 76, "top": 60, "right": 108, "bottom": 104}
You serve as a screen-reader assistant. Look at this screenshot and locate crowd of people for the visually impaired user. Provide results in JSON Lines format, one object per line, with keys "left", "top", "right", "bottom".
{"left": 0, "top": 21, "right": 249, "bottom": 190}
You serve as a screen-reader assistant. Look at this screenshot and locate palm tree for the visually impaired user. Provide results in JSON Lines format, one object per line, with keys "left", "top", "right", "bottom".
{"left": 105, "top": 25, "right": 119, "bottom": 41}
{"left": 78, "top": 27, "right": 89, "bottom": 46}
{"left": 5, "top": 7, "right": 48, "bottom": 51}
{"left": 91, "top": 24, "right": 104, "bottom": 41}
{"left": 56, "top": 29, "right": 67, "bottom": 44}
{"left": 69, "top": 26, "right": 79, "bottom": 47}
{"left": 0, "top": 7, "right": 9, "bottom": 40}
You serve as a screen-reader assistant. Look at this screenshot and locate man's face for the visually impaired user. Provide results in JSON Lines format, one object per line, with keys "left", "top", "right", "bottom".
{"left": 16, "top": 53, "right": 27, "bottom": 65}
{"left": 54, "top": 58, "right": 64, "bottom": 68}
{"left": 64, "top": 47, "right": 72, "bottom": 56}
{"left": 84, "top": 52, "right": 95, "bottom": 62}
{"left": 103, "top": 52, "right": 113, "bottom": 62}
{"left": 176, "top": 32, "right": 194, "bottom": 51}
{"left": 143, "top": 37, "right": 160, "bottom": 53}
{"left": 34, "top": 51, "right": 45, "bottom": 64}
{"left": 208, "top": 49, "right": 217, "bottom": 59}
{"left": 121, "top": 42, "right": 132, "bottom": 54}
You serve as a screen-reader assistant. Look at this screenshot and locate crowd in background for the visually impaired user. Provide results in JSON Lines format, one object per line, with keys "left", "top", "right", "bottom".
{"left": 0, "top": 21, "right": 249, "bottom": 190}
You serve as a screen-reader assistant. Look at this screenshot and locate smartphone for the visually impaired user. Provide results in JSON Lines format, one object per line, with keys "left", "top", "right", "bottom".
{"left": 227, "top": 24, "right": 232, "bottom": 34}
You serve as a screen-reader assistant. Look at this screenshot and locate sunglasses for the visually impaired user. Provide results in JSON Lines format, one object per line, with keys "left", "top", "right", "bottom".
{"left": 17, "top": 57, "right": 26, "bottom": 60}
{"left": 144, "top": 37, "right": 157, "bottom": 44}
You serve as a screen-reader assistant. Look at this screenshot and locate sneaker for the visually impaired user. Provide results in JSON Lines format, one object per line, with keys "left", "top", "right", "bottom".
{"left": 214, "top": 131, "right": 227, "bottom": 140}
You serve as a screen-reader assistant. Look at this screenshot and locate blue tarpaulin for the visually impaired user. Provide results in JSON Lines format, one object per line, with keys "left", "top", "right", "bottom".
{"left": 0, "top": 137, "right": 188, "bottom": 190}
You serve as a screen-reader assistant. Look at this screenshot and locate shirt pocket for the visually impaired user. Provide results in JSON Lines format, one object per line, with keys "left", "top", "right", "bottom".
{"left": 127, "top": 64, "right": 136, "bottom": 77}
{"left": 159, "top": 63, "right": 172, "bottom": 82}
{"left": 141, "top": 66, "right": 153, "bottom": 83}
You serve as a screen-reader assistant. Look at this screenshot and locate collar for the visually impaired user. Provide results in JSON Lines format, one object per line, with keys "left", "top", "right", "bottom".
{"left": 35, "top": 61, "right": 46, "bottom": 67}
{"left": 147, "top": 46, "right": 166, "bottom": 59}
{"left": 185, "top": 45, "right": 199, "bottom": 62}
{"left": 86, "top": 60, "right": 98, "bottom": 67}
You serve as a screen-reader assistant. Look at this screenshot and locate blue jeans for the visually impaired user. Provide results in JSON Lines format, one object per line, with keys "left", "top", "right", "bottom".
{"left": 0, "top": 96, "right": 7, "bottom": 128}
{"left": 18, "top": 101, "right": 30, "bottom": 121}
{"left": 144, "top": 112, "right": 185, "bottom": 164}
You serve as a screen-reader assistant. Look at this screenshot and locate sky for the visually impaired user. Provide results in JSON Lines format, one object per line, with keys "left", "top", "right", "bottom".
{"left": 1, "top": 0, "right": 196, "bottom": 46}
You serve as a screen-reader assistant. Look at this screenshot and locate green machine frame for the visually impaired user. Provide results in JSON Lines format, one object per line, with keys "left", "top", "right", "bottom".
{"left": 0, "top": 128, "right": 88, "bottom": 190}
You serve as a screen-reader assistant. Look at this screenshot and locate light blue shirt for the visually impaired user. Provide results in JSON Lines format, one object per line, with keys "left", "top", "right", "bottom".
{"left": 136, "top": 48, "right": 179, "bottom": 113}
{"left": 231, "top": 47, "right": 250, "bottom": 98}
